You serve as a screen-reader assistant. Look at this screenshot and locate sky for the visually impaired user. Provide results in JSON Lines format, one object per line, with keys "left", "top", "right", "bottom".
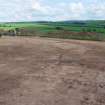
{"left": 0, "top": 0, "right": 105, "bottom": 22}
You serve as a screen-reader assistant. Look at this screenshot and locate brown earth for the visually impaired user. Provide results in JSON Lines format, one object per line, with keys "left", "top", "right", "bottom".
{"left": 0, "top": 37, "right": 105, "bottom": 105}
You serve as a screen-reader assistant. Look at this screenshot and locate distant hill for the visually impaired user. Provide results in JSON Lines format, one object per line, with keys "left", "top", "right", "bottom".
{"left": 0, "top": 20, "right": 105, "bottom": 25}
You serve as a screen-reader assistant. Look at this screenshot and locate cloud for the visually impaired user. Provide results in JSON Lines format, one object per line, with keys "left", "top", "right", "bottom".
{"left": 90, "top": 2, "right": 105, "bottom": 17}
{"left": 31, "top": 1, "right": 42, "bottom": 11}
{"left": 69, "top": 2, "right": 85, "bottom": 14}
{"left": 30, "top": 1, "right": 86, "bottom": 20}
{"left": 0, "top": 0, "right": 105, "bottom": 22}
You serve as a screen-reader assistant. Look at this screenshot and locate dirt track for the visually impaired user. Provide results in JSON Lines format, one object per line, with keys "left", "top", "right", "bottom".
{"left": 0, "top": 37, "right": 105, "bottom": 105}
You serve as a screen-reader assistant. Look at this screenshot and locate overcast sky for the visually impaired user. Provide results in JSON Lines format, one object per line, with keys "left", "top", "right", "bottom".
{"left": 0, "top": 0, "right": 105, "bottom": 22}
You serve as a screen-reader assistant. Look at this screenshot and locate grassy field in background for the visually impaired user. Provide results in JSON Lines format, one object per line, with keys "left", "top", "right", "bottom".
{"left": 0, "top": 20, "right": 105, "bottom": 41}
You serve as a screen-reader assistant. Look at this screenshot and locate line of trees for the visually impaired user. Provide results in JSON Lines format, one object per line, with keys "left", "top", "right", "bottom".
{"left": 0, "top": 28, "right": 20, "bottom": 37}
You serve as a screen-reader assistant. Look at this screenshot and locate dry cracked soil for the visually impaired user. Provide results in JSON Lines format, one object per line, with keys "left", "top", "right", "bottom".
{"left": 0, "top": 37, "right": 105, "bottom": 105}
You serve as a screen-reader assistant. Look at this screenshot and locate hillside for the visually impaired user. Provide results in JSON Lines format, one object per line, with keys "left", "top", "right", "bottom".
{"left": 0, "top": 20, "right": 105, "bottom": 41}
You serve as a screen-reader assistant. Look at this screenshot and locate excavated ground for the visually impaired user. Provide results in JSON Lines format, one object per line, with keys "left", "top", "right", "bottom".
{"left": 0, "top": 37, "right": 105, "bottom": 105}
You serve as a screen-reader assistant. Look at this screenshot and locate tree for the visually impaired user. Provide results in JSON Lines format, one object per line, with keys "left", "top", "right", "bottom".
{"left": 87, "top": 28, "right": 91, "bottom": 32}
{"left": 82, "top": 28, "right": 86, "bottom": 32}
{"left": 0, "top": 33, "right": 1, "bottom": 37}
{"left": 8, "top": 30, "right": 15, "bottom": 36}
{"left": 15, "top": 28, "right": 20, "bottom": 35}
{"left": 55, "top": 27, "right": 63, "bottom": 30}
{"left": 93, "top": 29, "right": 96, "bottom": 32}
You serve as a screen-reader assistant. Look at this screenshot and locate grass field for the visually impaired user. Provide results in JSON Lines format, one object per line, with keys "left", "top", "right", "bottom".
{"left": 0, "top": 20, "right": 105, "bottom": 41}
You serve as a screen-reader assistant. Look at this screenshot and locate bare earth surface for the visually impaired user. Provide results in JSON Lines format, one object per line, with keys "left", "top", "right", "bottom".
{"left": 0, "top": 37, "right": 105, "bottom": 105}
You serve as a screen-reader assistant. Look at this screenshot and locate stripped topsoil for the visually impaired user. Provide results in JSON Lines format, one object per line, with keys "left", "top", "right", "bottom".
{"left": 0, "top": 37, "right": 105, "bottom": 105}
